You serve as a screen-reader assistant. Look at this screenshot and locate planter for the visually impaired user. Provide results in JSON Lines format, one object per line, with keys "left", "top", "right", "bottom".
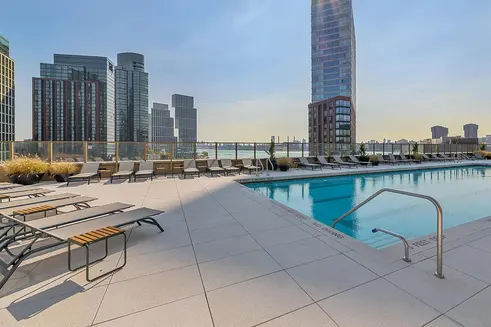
{"left": 10, "top": 173, "right": 44, "bottom": 185}
{"left": 371, "top": 162, "right": 379, "bottom": 166}
{"left": 278, "top": 165, "right": 290, "bottom": 172}
{"left": 53, "top": 174, "right": 72, "bottom": 183}
{"left": 359, "top": 156, "right": 370, "bottom": 162}
{"left": 267, "top": 159, "right": 278, "bottom": 171}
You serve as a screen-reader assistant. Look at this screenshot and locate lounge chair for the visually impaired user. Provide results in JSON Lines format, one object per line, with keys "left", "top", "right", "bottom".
{"left": 421, "top": 154, "right": 444, "bottom": 162}
{"left": 220, "top": 159, "right": 240, "bottom": 175}
{"left": 134, "top": 161, "right": 155, "bottom": 181}
{"left": 183, "top": 160, "right": 200, "bottom": 178}
{"left": 332, "top": 155, "right": 358, "bottom": 168}
{"left": 317, "top": 156, "right": 342, "bottom": 169}
{"left": 0, "top": 193, "right": 78, "bottom": 211}
{"left": 459, "top": 153, "right": 475, "bottom": 161}
{"left": 207, "top": 159, "right": 225, "bottom": 177}
{"left": 93, "top": 157, "right": 105, "bottom": 162}
{"left": 134, "top": 156, "right": 143, "bottom": 161}
{"left": 67, "top": 163, "right": 100, "bottom": 186}
{"left": 348, "top": 155, "right": 373, "bottom": 167}
{"left": 0, "top": 202, "right": 134, "bottom": 244}
{"left": 0, "top": 186, "right": 43, "bottom": 195}
{"left": 400, "top": 153, "right": 421, "bottom": 163}
{"left": 241, "top": 159, "right": 259, "bottom": 174}
{"left": 0, "top": 189, "right": 54, "bottom": 202}
{"left": 110, "top": 161, "right": 135, "bottom": 183}
{"left": 298, "top": 157, "right": 322, "bottom": 170}
{"left": 438, "top": 154, "right": 456, "bottom": 162}
{"left": 0, "top": 207, "right": 164, "bottom": 288}
{"left": 75, "top": 157, "right": 85, "bottom": 162}
{"left": 0, "top": 183, "right": 22, "bottom": 191}
{"left": 0, "top": 196, "right": 97, "bottom": 220}
{"left": 388, "top": 154, "right": 411, "bottom": 165}
{"left": 120, "top": 157, "right": 130, "bottom": 161}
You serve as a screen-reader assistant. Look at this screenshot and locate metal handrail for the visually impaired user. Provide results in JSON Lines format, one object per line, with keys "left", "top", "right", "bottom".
{"left": 332, "top": 188, "right": 444, "bottom": 279}
{"left": 372, "top": 228, "right": 411, "bottom": 262}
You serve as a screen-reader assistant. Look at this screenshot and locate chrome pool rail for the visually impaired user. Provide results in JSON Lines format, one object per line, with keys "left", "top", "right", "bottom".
{"left": 332, "top": 188, "right": 444, "bottom": 279}
{"left": 372, "top": 228, "right": 411, "bottom": 262}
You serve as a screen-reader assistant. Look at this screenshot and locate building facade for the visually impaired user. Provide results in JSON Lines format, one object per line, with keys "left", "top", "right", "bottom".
{"left": 115, "top": 52, "right": 148, "bottom": 142}
{"left": 463, "top": 123, "right": 478, "bottom": 139}
{"left": 431, "top": 125, "right": 449, "bottom": 139}
{"left": 308, "top": 96, "right": 355, "bottom": 155}
{"left": 150, "top": 102, "right": 176, "bottom": 146}
{"left": 310, "top": 0, "right": 356, "bottom": 154}
{"left": 172, "top": 94, "right": 197, "bottom": 143}
{"left": 32, "top": 54, "right": 115, "bottom": 144}
{"left": 0, "top": 35, "right": 15, "bottom": 160}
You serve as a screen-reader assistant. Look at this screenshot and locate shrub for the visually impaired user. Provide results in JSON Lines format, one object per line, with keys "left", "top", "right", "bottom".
{"left": 277, "top": 157, "right": 292, "bottom": 167}
{"left": 359, "top": 142, "right": 367, "bottom": 157}
{"left": 369, "top": 155, "right": 379, "bottom": 163}
{"left": 412, "top": 143, "right": 419, "bottom": 154}
{"left": 1, "top": 156, "right": 49, "bottom": 175}
{"left": 49, "top": 162, "right": 77, "bottom": 175}
{"left": 413, "top": 153, "right": 423, "bottom": 160}
{"left": 480, "top": 143, "right": 486, "bottom": 151}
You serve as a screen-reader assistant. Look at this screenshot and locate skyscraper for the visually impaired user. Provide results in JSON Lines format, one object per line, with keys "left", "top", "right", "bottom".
{"left": 463, "top": 124, "right": 478, "bottom": 139}
{"left": 172, "top": 94, "right": 197, "bottom": 143}
{"left": 0, "top": 35, "right": 15, "bottom": 160}
{"left": 431, "top": 125, "right": 449, "bottom": 139}
{"left": 309, "top": 0, "right": 356, "bottom": 154}
{"left": 115, "top": 52, "right": 149, "bottom": 142}
{"left": 150, "top": 102, "right": 176, "bottom": 150}
{"left": 32, "top": 54, "right": 115, "bottom": 143}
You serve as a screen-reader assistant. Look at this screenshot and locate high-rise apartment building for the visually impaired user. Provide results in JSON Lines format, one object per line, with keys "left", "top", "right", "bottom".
{"left": 464, "top": 123, "right": 478, "bottom": 139}
{"left": 150, "top": 102, "right": 176, "bottom": 144}
{"left": 115, "top": 52, "right": 148, "bottom": 142}
{"left": 0, "top": 35, "right": 15, "bottom": 160}
{"left": 431, "top": 125, "right": 449, "bottom": 139}
{"left": 172, "top": 94, "right": 197, "bottom": 143}
{"left": 309, "top": 0, "right": 356, "bottom": 154}
{"left": 32, "top": 54, "right": 115, "bottom": 144}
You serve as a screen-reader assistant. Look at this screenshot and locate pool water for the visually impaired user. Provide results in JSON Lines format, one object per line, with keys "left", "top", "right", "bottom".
{"left": 246, "top": 166, "right": 491, "bottom": 248}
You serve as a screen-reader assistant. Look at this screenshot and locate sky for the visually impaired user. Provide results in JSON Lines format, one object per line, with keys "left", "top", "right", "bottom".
{"left": 2, "top": 0, "right": 491, "bottom": 142}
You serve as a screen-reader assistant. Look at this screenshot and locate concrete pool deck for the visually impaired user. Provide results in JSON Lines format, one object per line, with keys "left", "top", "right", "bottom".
{"left": 1, "top": 160, "right": 491, "bottom": 326}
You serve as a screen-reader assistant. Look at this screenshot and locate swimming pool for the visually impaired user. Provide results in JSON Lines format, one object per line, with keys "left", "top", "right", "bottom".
{"left": 246, "top": 166, "right": 491, "bottom": 248}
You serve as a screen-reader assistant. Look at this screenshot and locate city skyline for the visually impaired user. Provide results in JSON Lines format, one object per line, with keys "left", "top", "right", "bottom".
{"left": 3, "top": 0, "right": 491, "bottom": 142}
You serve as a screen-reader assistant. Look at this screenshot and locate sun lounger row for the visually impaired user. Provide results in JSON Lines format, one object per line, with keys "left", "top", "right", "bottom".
{"left": 0, "top": 192, "right": 164, "bottom": 289}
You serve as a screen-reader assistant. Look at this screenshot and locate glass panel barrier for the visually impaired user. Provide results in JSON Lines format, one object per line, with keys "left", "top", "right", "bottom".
{"left": 147, "top": 142, "right": 171, "bottom": 160}
{"left": 118, "top": 142, "right": 145, "bottom": 161}
{"left": 196, "top": 142, "right": 214, "bottom": 159}
{"left": 14, "top": 141, "right": 50, "bottom": 161}
{"left": 236, "top": 143, "right": 255, "bottom": 159}
{"left": 52, "top": 141, "right": 84, "bottom": 162}
{"left": 172, "top": 143, "right": 195, "bottom": 160}
{"left": 87, "top": 142, "right": 115, "bottom": 161}
{"left": 0, "top": 142, "right": 12, "bottom": 161}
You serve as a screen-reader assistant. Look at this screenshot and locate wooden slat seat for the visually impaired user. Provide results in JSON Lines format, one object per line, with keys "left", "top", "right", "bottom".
{"left": 70, "top": 226, "right": 123, "bottom": 245}
{"left": 13, "top": 205, "right": 55, "bottom": 216}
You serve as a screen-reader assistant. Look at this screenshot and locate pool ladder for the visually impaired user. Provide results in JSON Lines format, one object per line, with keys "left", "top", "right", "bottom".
{"left": 255, "top": 158, "right": 274, "bottom": 177}
{"left": 332, "top": 188, "right": 444, "bottom": 279}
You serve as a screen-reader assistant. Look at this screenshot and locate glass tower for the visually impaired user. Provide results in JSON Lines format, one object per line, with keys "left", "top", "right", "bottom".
{"left": 0, "top": 34, "right": 14, "bottom": 160}
{"left": 115, "top": 52, "right": 149, "bottom": 142}
{"left": 311, "top": 0, "right": 356, "bottom": 103}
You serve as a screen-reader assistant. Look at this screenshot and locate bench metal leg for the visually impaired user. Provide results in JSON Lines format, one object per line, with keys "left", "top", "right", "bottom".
{"left": 140, "top": 218, "right": 165, "bottom": 233}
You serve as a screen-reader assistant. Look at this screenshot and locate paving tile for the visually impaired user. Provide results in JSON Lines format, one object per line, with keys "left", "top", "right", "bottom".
{"left": 317, "top": 235, "right": 352, "bottom": 253}
{"left": 257, "top": 304, "right": 337, "bottom": 327}
{"left": 446, "top": 286, "right": 491, "bottom": 327}
{"left": 194, "top": 234, "right": 261, "bottom": 263}
{"left": 385, "top": 259, "right": 487, "bottom": 312}
{"left": 190, "top": 221, "right": 248, "bottom": 244}
{"left": 424, "top": 316, "right": 463, "bottom": 327}
{"left": 124, "top": 228, "right": 191, "bottom": 257}
{"left": 319, "top": 278, "right": 440, "bottom": 327}
{"left": 266, "top": 237, "right": 339, "bottom": 269}
{"left": 233, "top": 213, "right": 293, "bottom": 233}
{"left": 440, "top": 245, "right": 491, "bottom": 283}
{"left": 95, "top": 294, "right": 213, "bottom": 327}
{"left": 199, "top": 249, "right": 281, "bottom": 291}
{"left": 252, "top": 225, "right": 312, "bottom": 248}
{"left": 186, "top": 214, "right": 237, "bottom": 230}
{"left": 0, "top": 286, "right": 105, "bottom": 327}
{"left": 110, "top": 245, "right": 196, "bottom": 283}
{"left": 207, "top": 271, "right": 312, "bottom": 327}
{"left": 287, "top": 254, "right": 377, "bottom": 301}
{"left": 94, "top": 265, "right": 203, "bottom": 323}
{"left": 467, "top": 235, "right": 491, "bottom": 254}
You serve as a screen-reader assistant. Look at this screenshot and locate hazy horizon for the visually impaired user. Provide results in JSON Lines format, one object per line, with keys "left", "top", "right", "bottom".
{"left": 3, "top": 0, "right": 490, "bottom": 142}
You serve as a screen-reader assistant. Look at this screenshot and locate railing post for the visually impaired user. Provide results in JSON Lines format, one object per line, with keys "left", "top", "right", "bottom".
{"left": 143, "top": 142, "right": 147, "bottom": 161}
{"left": 254, "top": 143, "right": 257, "bottom": 160}
{"left": 115, "top": 142, "right": 119, "bottom": 164}
{"left": 287, "top": 142, "right": 290, "bottom": 157}
{"left": 83, "top": 141, "right": 88, "bottom": 163}
{"left": 48, "top": 141, "right": 53, "bottom": 163}
{"left": 193, "top": 143, "right": 196, "bottom": 160}
{"left": 9, "top": 141, "right": 14, "bottom": 160}
{"left": 382, "top": 142, "right": 385, "bottom": 155}
{"left": 235, "top": 143, "right": 238, "bottom": 161}
{"left": 215, "top": 142, "right": 218, "bottom": 160}
{"left": 301, "top": 142, "right": 304, "bottom": 157}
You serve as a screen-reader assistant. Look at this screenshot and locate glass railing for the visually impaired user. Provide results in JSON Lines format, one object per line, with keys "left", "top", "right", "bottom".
{"left": 0, "top": 141, "right": 482, "bottom": 163}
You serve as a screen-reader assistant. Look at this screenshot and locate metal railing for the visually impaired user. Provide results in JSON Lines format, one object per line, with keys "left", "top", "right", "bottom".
{"left": 372, "top": 228, "right": 411, "bottom": 262}
{"left": 332, "top": 188, "right": 444, "bottom": 279}
{"left": 0, "top": 140, "right": 484, "bottom": 163}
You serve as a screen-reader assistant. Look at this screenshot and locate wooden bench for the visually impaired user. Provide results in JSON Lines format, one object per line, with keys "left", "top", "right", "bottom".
{"left": 12, "top": 205, "right": 56, "bottom": 221}
{"left": 68, "top": 226, "right": 127, "bottom": 282}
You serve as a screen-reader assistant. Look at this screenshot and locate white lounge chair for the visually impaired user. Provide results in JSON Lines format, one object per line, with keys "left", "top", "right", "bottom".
{"left": 241, "top": 159, "right": 259, "bottom": 174}
{"left": 220, "top": 159, "right": 240, "bottom": 175}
